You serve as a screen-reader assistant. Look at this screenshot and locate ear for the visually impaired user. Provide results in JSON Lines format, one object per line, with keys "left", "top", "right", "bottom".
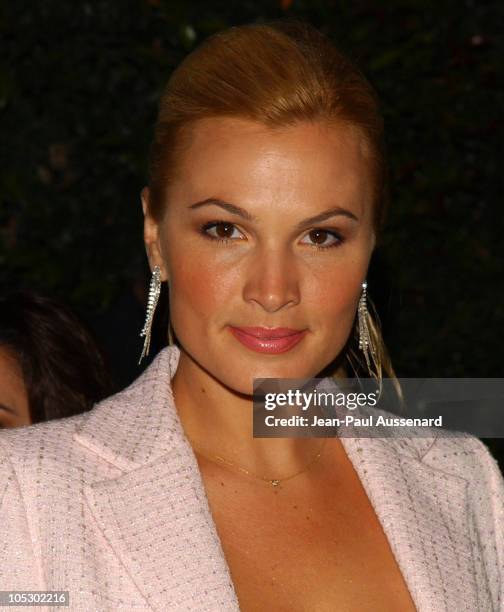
{"left": 141, "top": 187, "right": 168, "bottom": 281}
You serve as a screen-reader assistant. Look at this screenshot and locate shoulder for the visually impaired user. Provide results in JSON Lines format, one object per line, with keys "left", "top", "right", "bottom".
{"left": 366, "top": 404, "right": 504, "bottom": 508}
{"left": 418, "top": 434, "right": 504, "bottom": 606}
{"left": 367, "top": 402, "right": 503, "bottom": 486}
{"left": 410, "top": 433, "right": 504, "bottom": 545}
{"left": 0, "top": 415, "right": 88, "bottom": 538}
{"left": 0, "top": 411, "right": 86, "bottom": 450}
{"left": 0, "top": 413, "right": 87, "bottom": 487}
{"left": 422, "top": 435, "right": 504, "bottom": 520}
{"left": 392, "top": 422, "right": 504, "bottom": 487}
{"left": 0, "top": 380, "right": 135, "bottom": 471}
{"left": 417, "top": 432, "right": 504, "bottom": 487}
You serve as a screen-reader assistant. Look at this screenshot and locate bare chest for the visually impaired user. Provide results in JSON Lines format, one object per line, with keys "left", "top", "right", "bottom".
{"left": 195, "top": 447, "right": 417, "bottom": 612}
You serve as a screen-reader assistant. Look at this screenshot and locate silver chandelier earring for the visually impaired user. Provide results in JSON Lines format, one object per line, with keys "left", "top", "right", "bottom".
{"left": 358, "top": 280, "right": 377, "bottom": 374}
{"left": 138, "top": 265, "right": 162, "bottom": 365}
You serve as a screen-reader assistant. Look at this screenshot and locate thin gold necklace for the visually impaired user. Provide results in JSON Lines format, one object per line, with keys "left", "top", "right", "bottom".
{"left": 186, "top": 436, "right": 328, "bottom": 488}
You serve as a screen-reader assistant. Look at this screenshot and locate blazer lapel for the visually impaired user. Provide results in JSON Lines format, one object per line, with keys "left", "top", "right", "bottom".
{"left": 340, "top": 429, "right": 482, "bottom": 611}
{"left": 82, "top": 446, "right": 240, "bottom": 611}
{"left": 74, "top": 346, "right": 241, "bottom": 611}
{"left": 74, "top": 347, "right": 482, "bottom": 611}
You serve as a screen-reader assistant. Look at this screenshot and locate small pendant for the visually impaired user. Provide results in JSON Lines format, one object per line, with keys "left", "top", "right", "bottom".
{"left": 270, "top": 479, "right": 281, "bottom": 487}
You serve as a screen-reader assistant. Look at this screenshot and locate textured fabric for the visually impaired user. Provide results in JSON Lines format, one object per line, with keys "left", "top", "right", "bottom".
{"left": 0, "top": 345, "right": 502, "bottom": 611}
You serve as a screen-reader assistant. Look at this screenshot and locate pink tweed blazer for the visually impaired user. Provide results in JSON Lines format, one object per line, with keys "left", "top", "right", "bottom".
{"left": 1, "top": 345, "right": 503, "bottom": 611}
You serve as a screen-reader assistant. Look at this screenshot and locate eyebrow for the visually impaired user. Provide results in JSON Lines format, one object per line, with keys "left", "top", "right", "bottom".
{"left": 0, "top": 403, "right": 16, "bottom": 415}
{"left": 188, "top": 197, "right": 359, "bottom": 230}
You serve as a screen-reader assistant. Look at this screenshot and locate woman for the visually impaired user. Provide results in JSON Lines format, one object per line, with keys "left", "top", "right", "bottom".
{"left": 1, "top": 20, "right": 502, "bottom": 612}
{"left": 0, "top": 290, "right": 114, "bottom": 428}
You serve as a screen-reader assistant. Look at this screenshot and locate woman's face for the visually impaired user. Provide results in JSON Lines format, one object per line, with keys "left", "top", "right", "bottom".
{"left": 143, "top": 118, "right": 376, "bottom": 394}
{"left": 0, "top": 346, "right": 31, "bottom": 428}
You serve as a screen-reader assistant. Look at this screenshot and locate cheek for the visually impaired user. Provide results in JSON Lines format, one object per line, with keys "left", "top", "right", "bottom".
{"left": 302, "top": 260, "right": 365, "bottom": 327}
{"left": 167, "top": 249, "right": 238, "bottom": 323}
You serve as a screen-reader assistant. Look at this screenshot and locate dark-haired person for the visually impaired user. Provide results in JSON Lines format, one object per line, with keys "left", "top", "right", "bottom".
{"left": 0, "top": 290, "right": 114, "bottom": 428}
{"left": 1, "top": 21, "right": 503, "bottom": 612}
{"left": 0, "top": 345, "right": 31, "bottom": 428}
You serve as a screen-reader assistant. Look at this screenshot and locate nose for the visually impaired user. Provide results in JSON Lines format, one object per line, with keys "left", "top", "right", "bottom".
{"left": 242, "top": 247, "right": 301, "bottom": 313}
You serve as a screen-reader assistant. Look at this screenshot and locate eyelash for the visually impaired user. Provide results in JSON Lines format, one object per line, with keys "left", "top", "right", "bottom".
{"left": 199, "top": 220, "right": 345, "bottom": 250}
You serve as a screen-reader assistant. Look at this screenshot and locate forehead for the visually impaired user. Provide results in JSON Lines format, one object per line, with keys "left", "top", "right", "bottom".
{"left": 172, "top": 117, "right": 373, "bottom": 217}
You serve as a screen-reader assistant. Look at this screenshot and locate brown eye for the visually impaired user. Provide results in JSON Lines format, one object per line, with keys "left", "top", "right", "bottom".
{"left": 215, "top": 222, "right": 235, "bottom": 238}
{"left": 300, "top": 228, "right": 344, "bottom": 249}
{"left": 200, "top": 221, "right": 245, "bottom": 242}
{"left": 309, "top": 229, "right": 328, "bottom": 244}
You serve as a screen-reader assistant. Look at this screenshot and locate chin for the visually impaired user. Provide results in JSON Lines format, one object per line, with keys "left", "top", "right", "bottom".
{"left": 219, "top": 358, "right": 318, "bottom": 396}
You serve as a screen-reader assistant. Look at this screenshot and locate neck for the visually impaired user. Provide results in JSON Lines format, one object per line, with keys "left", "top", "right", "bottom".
{"left": 170, "top": 348, "right": 330, "bottom": 477}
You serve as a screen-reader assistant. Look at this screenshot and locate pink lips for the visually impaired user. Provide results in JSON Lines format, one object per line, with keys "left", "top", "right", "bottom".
{"left": 228, "top": 326, "right": 307, "bottom": 354}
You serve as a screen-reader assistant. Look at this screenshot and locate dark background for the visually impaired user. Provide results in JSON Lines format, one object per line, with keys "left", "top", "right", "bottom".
{"left": 1, "top": 1, "right": 503, "bottom": 464}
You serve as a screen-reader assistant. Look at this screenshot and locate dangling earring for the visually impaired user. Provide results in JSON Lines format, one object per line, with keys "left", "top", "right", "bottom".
{"left": 138, "top": 265, "right": 162, "bottom": 365}
{"left": 358, "top": 280, "right": 377, "bottom": 375}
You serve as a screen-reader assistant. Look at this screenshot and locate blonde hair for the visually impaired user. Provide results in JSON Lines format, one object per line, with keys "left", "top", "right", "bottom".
{"left": 147, "top": 18, "right": 402, "bottom": 401}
